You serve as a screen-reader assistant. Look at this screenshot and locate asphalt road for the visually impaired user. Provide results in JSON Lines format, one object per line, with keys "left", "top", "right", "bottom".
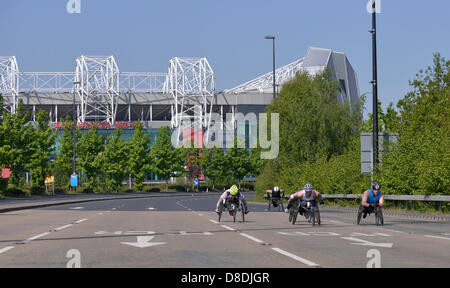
{"left": 0, "top": 192, "right": 449, "bottom": 268}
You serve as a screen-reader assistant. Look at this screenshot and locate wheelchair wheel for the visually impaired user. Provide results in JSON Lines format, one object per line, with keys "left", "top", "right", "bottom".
{"left": 311, "top": 207, "right": 316, "bottom": 226}
{"left": 357, "top": 206, "right": 363, "bottom": 225}
{"left": 376, "top": 207, "right": 383, "bottom": 226}
{"left": 240, "top": 202, "right": 245, "bottom": 223}
{"left": 218, "top": 208, "right": 222, "bottom": 222}
{"left": 315, "top": 206, "right": 321, "bottom": 226}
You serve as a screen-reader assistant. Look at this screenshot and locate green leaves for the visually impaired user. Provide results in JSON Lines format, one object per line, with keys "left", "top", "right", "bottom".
{"left": 149, "top": 126, "right": 184, "bottom": 191}
{"left": 379, "top": 53, "right": 449, "bottom": 196}
{"left": 27, "top": 109, "right": 57, "bottom": 188}
{"left": 77, "top": 124, "right": 103, "bottom": 191}
{"left": 127, "top": 120, "right": 152, "bottom": 192}
{"left": 102, "top": 129, "right": 129, "bottom": 193}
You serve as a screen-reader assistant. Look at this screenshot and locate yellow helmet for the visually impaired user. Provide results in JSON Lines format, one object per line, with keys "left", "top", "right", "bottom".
{"left": 230, "top": 185, "right": 239, "bottom": 195}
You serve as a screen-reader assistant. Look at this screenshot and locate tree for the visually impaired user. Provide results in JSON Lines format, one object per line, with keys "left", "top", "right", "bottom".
{"left": 225, "top": 137, "right": 251, "bottom": 189}
{"left": 77, "top": 124, "right": 103, "bottom": 191}
{"left": 102, "top": 129, "right": 129, "bottom": 193}
{"left": 127, "top": 119, "right": 152, "bottom": 192}
{"left": 201, "top": 146, "right": 227, "bottom": 189}
{"left": 27, "top": 109, "right": 57, "bottom": 188}
{"left": 380, "top": 53, "right": 449, "bottom": 196}
{"left": 54, "top": 115, "right": 82, "bottom": 190}
{"left": 266, "top": 70, "right": 362, "bottom": 166}
{"left": 0, "top": 100, "right": 34, "bottom": 186}
{"left": 150, "top": 126, "right": 185, "bottom": 191}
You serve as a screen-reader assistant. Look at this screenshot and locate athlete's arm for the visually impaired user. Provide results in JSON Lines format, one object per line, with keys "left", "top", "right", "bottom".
{"left": 378, "top": 194, "right": 384, "bottom": 207}
{"left": 361, "top": 190, "right": 370, "bottom": 207}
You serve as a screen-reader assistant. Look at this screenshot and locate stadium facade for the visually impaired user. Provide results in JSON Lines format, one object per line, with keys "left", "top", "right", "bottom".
{"left": 1, "top": 47, "right": 359, "bottom": 132}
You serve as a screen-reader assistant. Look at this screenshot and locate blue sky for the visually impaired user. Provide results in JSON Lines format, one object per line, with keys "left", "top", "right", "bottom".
{"left": 0, "top": 0, "right": 448, "bottom": 117}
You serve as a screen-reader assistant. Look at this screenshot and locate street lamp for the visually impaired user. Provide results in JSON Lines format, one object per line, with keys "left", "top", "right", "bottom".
{"left": 369, "top": 1, "right": 379, "bottom": 174}
{"left": 264, "top": 35, "right": 276, "bottom": 99}
{"left": 72, "top": 81, "right": 80, "bottom": 193}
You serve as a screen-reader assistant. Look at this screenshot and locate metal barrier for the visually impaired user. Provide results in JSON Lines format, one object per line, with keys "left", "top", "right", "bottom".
{"left": 322, "top": 194, "right": 450, "bottom": 211}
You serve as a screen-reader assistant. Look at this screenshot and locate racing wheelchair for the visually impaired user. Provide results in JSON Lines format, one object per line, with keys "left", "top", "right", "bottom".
{"left": 286, "top": 196, "right": 321, "bottom": 226}
{"left": 264, "top": 191, "right": 284, "bottom": 212}
{"left": 217, "top": 196, "right": 246, "bottom": 223}
{"left": 357, "top": 202, "right": 383, "bottom": 226}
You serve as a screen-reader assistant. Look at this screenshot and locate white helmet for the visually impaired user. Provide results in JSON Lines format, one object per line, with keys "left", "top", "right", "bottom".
{"left": 273, "top": 186, "right": 280, "bottom": 192}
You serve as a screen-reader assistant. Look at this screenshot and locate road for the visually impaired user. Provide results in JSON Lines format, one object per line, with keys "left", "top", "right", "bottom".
{"left": 0, "top": 193, "right": 449, "bottom": 268}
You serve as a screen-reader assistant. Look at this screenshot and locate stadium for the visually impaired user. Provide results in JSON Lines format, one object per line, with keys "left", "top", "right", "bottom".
{"left": 1, "top": 47, "right": 359, "bottom": 132}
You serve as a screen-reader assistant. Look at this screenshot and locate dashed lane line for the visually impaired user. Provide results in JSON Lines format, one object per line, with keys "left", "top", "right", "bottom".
{"left": 424, "top": 235, "right": 450, "bottom": 241}
{"left": 75, "top": 219, "right": 88, "bottom": 224}
{"left": 240, "top": 233, "right": 264, "bottom": 244}
{"left": 271, "top": 247, "right": 320, "bottom": 267}
{"left": 54, "top": 224, "right": 73, "bottom": 231}
{"left": 0, "top": 246, "right": 15, "bottom": 255}
{"left": 209, "top": 219, "right": 219, "bottom": 224}
{"left": 24, "top": 232, "right": 50, "bottom": 243}
{"left": 221, "top": 225, "right": 236, "bottom": 231}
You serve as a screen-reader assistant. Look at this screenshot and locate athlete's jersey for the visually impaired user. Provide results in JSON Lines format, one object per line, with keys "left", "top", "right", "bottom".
{"left": 367, "top": 189, "right": 382, "bottom": 203}
{"left": 221, "top": 190, "right": 245, "bottom": 201}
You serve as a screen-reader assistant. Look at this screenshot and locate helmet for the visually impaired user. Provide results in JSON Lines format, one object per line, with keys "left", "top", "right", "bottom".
{"left": 372, "top": 182, "right": 381, "bottom": 190}
{"left": 273, "top": 186, "right": 280, "bottom": 192}
{"left": 304, "top": 183, "right": 313, "bottom": 192}
{"left": 230, "top": 185, "right": 239, "bottom": 196}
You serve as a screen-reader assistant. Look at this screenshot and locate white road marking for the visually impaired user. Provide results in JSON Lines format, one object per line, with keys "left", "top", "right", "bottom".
{"left": 350, "top": 232, "right": 391, "bottom": 237}
{"left": 147, "top": 207, "right": 156, "bottom": 210}
{"left": 209, "top": 219, "right": 219, "bottom": 224}
{"left": 179, "top": 231, "right": 213, "bottom": 236}
{"left": 424, "top": 235, "right": 450, "bottom": 241}
{"left": 54, "top": 224, "right": 73, "bottom": 231}
{"left": 25, "top": 232, "right": 50, "bottom": 242}
{"left": 0, "top": 246, "right": 15, "bottom": 255}
{"left": 240, "top": 233, "right": 264, "bottom": 243}
{"left": 120, "top": 236, "right": 166, "bottom": 248}
{"left": 271, "top": 248, "right": 319, "bottom": 267}
{"left": 341, "top": 237, "right": 393, "bottom": 248}
{"left": 381, "top": 229, "right": 403, "bottom": 233}
{"left": 69, "top": 207, "right": 84, "bottom": 210}
{"left": 75, "top": 219, "right": 88, "bottom": 224}
{"left": 221, "top": 225, "right": 235, "bottom": 231}
{"left": 198, "top": 213, "right": 203, "bottom": 216}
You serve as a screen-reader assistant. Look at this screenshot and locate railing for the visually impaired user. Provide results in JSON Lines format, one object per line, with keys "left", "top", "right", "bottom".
{"left": 322, "top": 194, "right": 450, "bottom": 211}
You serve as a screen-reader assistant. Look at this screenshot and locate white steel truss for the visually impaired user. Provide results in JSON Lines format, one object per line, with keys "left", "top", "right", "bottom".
{"left": 119, "top": 72, "right": 167, "bottom": 93}
{"left": 0, "top": 56, "right": 19, "bottom": 114}
{"left": 75, "top": 55, "right": 120, "bottom": 124}
{"left": 225, "top": 58, "right": 305, "bottom": 94}
{"left": 165, "top": 57, "right": 215, "bottom": 143}
{"left": 19, "top": 72, "right": 76, "bottom": 93}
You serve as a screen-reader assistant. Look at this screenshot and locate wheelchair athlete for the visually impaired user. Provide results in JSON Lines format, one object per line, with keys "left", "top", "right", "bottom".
{"left": 215, "top": 185, "right": 249, "bottom": 215}
{"left": 265, "top": 186, "right": 285, "bottom": 208}
{"left": 286, "top": 183, "right": 324, "bottom": 220}
{"left": 360, "top": 182, "right": 384, "bottom": 218}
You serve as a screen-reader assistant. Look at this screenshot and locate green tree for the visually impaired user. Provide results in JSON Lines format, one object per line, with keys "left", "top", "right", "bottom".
{"left": 225, "top": 137, "right": 251, "bottom": 189}
{"left": 380, "top": 53, "right": 449, "bottom": 196}
{"left": 201, "top": 146, "right": 227, "bottom": 189}
{"left": 150, "top": 126, "right": 185, "bottom": 191}
{"left": 1, "top": 100, "right": 34, "bottom": 186}
{"left": 127, "top": 120, "right": 152, "bottom": 192}
{"left": 102, "top": 129, "right": 129, "bottom": 193}
{"left": 27, "top": 109, "right": 57, "bottom": 188}
{"left": 77, "top": 124, "right": 103, "bottom": 191}
{"left": 266, "top": 70, "right": 362, "bottom": 166}
{"left": 54, "top": 116, "right": 82, "bottom": 190}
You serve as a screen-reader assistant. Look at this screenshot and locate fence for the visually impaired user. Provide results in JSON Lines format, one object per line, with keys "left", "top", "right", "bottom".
{"left": 322, "top": 194, "right": 450, "bottom": 211}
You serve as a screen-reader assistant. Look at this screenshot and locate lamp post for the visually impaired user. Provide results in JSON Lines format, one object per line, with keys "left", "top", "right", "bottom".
{"left": 73, "top": 81, "right": 80, "bottom": 192}
{"left": 264, "top": 35, "right": 276, "bottom": 99}
{"left": 369, "top": 1, "right": 379, "bottom": 174}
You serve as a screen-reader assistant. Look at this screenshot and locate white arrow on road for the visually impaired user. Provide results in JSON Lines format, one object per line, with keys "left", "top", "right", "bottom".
{"left": 120, "top": 236, "right": 166, "bottom": 248}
